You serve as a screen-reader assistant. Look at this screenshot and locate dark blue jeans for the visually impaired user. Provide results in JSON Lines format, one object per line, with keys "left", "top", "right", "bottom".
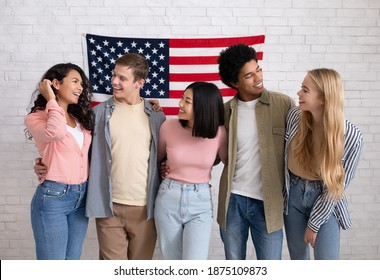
{"left": 220, "top": 193, "right": 283, "bottom": 260}
{"left": 31, "top": 180, "right": 88, "bottom": 260}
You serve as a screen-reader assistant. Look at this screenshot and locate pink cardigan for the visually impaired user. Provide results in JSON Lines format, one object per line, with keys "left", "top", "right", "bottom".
{"left": 24, "top": 100, "right": 92, "bottom": 184}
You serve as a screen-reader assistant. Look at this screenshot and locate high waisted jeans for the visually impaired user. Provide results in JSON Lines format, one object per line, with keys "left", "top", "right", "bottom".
{"left": 154, "top": 178, "right": 213, "bottom": 260}
{"left": 284, "top": 172, "right": 340, "bottom": 260}
{"left": 31, "top": 180, "right": 88, "bottom": 260}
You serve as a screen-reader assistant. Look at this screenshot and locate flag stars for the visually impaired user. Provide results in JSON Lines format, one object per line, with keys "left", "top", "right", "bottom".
{"left": 87, "top": 36, "right": 169, "bottom": 98}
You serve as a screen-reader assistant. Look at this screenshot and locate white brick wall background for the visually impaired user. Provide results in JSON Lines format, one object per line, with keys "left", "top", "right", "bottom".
{"left": 0, "top": 0, "right": 379, "bottom": 260}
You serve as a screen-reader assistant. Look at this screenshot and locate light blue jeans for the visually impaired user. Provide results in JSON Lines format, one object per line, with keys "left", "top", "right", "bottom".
{"left": 220, "top": 193, "right": 283, "bottom": 260}
{"left": 31, "top": 180, "right": 88, "bottom": 260}
{"left": 154, "top": 178, "right": 213, "bottom": 260}
{"left": 284, "top": 172, "right": 340, "bottom": 260}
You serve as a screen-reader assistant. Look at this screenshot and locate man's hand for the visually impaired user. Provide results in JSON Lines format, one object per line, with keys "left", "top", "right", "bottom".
{"left": 304, "top": 226, "right": 318, "bottom": 248}
{"left": 34, "top": 157, "right": 47, "bottom": 181}
{"left": 160, "top": 160, "right": 170, "bottom": 179}
{"left": 148, "top": 99, "right": 162, "bottom": 112}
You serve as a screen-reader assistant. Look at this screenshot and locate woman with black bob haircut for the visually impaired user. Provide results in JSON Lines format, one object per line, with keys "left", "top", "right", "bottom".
{"left": 179, "top": 81, "right": 225, "bottom": 138}
{"left": 155, "top": 81, "right": 228, "bottom": 260}
{"left": 25, "top": 62, "right": 94, "bottom": 259}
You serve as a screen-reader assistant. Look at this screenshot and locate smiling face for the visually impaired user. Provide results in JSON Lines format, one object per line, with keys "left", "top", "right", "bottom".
{"left": 111, "top": 64, "right": 144, "bottom": 104}
{"left": 297, "top": 73, "right": 325, "bottom": 119}
{"left": 233, "top": 59, "right": 263, "bottom": 101}
{"left": 55, "top": 69, "right": 83, "bottom": 106}
{"left": 178, "top": 88, "right": 194, "bottom": 128}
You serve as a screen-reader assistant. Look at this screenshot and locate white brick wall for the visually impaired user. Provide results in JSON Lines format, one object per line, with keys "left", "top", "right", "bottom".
{"left": 0, "top": 0, "right": 378, "bottom": 260}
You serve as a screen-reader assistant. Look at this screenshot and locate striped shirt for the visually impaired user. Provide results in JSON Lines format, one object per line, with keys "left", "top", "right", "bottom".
{"left": 283, "top": 106, "right": 363, "bottom": 231}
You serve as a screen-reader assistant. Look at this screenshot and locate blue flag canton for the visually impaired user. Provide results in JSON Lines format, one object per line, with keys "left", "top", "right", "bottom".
{"left": 86, "top": 34, "right": 170, "bottom": 98}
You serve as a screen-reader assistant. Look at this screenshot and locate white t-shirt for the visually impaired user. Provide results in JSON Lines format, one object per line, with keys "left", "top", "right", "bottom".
{"left": 231, "top": 99, "right": 264, "bottom": 201}
{"left": 66, "top": 123, "right": 84, "bottom": 150}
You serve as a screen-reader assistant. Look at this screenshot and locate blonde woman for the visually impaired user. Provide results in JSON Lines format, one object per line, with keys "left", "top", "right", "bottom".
{"left": 283, "top": 68, "right": 363, "bottom": 260}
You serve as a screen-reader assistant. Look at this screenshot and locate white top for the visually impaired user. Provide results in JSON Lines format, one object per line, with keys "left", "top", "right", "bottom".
{"left": 66, "top": 123, "right": 84, "bottom": 150}
{"left": 231, "top": 99, "right": 264, "bottom": 201}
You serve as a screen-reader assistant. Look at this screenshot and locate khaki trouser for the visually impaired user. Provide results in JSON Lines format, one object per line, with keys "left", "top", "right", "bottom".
{"left": 96, "top": 203, "right": 157, "bottom": 260}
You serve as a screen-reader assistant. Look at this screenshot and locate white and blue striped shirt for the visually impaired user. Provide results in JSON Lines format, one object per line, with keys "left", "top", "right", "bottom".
{"left": 283, "top": 106, "right": 363, "bottom": 231}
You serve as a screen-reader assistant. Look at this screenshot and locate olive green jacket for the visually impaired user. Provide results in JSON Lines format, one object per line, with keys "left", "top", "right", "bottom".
{"left": 217, "top": 89, "right": 295, "bottom": 233}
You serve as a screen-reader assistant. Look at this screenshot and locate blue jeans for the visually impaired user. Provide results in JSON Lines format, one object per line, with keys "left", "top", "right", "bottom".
{"left": 31, "top": 180, "right": 89, "bottom": 260}
{"left": 220, "top": 193, "right": 283, "bottom": 260}
{"left": 284, "top": 172, "right": 340, "bottom": 260}
{"left": 154, "top": 178, "right": 213, "bottom": 260}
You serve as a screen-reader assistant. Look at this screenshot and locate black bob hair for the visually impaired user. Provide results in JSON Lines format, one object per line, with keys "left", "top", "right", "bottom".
{"left": 179, "top": 81, "right": 224, "bottom": 139}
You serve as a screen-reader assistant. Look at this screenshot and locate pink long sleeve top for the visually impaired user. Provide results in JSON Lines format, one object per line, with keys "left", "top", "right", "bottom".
{"left": 24, "top": 100, "right": 92, "bottom": 184}
{"left": 158, "top": 119, "right": 228, "bottom": 184}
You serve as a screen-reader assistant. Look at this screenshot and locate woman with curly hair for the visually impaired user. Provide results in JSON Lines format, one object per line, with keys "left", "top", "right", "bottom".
{"left": 24, "top": 63, "right": 94, "bottom": 259}
{"left": 283, "top": 68, "right": 363, "bottom": 259}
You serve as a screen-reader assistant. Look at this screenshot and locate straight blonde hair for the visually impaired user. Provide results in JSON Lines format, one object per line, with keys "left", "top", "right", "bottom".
{"left": 292, "top": 68, "right": 345, "bottom": 199}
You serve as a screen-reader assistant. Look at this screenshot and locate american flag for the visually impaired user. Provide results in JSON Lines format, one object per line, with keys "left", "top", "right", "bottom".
{"left": 84, "top": 33, "right": 265, "bottom": 115}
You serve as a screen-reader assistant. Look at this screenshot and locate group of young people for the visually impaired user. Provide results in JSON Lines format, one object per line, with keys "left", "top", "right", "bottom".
{"left": 25, "top": 43, "right": 363, "bottom": 260}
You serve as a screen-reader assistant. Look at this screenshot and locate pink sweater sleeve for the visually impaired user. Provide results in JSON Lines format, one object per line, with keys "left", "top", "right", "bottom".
{"left": 24, "top": 99, "right": 67, "bottom": 142}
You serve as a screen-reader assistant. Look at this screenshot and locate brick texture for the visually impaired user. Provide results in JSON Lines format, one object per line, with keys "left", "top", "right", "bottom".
{"left": 0, "top": 0, "right": 378, "bottom": 260}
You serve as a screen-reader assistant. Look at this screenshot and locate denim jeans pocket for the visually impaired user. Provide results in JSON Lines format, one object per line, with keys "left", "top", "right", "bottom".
{"left": 195, "top": 186, "right": 212, "bottom": 202}
{"left": 157, "top": 180, "right": 171, "bottom": 197}
{"left": 39, "top": 180, "right": 68, "bottom": 198}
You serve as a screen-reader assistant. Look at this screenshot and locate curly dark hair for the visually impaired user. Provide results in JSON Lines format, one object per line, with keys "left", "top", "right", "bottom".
{"left": 218, "top": 44, "right": 258, "bottom": 89}
{"left": 26, "top": 63, "right": 95, "bottom": 137}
